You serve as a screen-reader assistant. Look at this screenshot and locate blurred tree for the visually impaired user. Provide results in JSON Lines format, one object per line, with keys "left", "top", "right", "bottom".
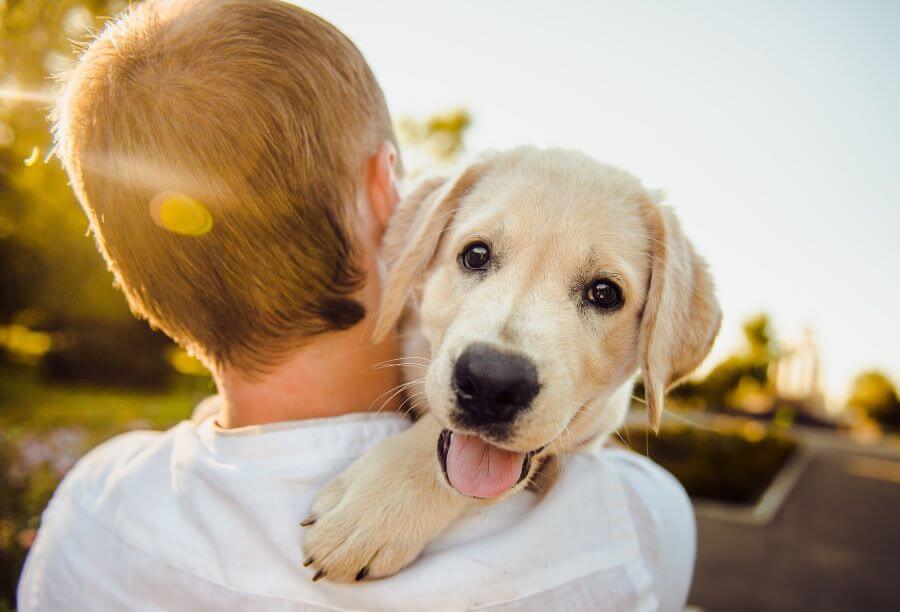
{"left": 1, "top": 0, "right": 134, "bottom": 328}
{"left": 396, "top": 107, "right": 471, "bottom": 174}
{"left": 668, "top": 313, "right": 777, "bottom": 412}
{"left": 847, "top": 371, "right": 900, "bottom": 430}
{"left": 0, "top": 1, "right": 177, "bottom": 385}
{"left": 742, "top": 314, "right": 772, "bottom": 360}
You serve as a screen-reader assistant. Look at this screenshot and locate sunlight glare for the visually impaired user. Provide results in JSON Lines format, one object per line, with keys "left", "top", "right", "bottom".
{"left": 0, "top": 87, "right": 54, "bottom": 106}
{"left": 23, "top": 146, "right": 39, "bottom": 166}
{"left": 150, "top": 191, "right": 213, "bottom": 236}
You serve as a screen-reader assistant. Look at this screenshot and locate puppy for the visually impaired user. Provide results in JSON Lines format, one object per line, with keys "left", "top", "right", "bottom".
{"left": 301, "top": 147, "right": 721, "bottom": 582}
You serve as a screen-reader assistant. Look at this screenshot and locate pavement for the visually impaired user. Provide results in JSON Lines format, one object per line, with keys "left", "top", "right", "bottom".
{"left": 688, "top": 436, "right": 900, "bottom": 611}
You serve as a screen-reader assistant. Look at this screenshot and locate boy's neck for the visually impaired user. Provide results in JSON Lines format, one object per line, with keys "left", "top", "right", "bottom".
{"left": 214, "top": 323, "right": 404, "bottom": 429}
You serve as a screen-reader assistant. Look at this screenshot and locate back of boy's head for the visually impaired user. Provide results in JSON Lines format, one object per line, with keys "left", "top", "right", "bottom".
{"left": 53, "top": 0, "right": 396, "bottom": 372}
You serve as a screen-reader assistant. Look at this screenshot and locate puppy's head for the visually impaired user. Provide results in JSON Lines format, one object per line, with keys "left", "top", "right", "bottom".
{"left": 376, "top": 147, "right": 720, "bottom": 498}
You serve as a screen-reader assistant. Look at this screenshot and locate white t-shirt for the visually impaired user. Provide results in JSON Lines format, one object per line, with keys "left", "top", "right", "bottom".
{"left": 18, "top": 404, "right": 695, "bottom": 611}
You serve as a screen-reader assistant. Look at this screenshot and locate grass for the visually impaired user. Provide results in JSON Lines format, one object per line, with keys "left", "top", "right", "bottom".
{"left": 0, "top": 364, "right": 212, "bottom": 443}
{"left": 0, "top": 363, "right": 212, "bottom": 610}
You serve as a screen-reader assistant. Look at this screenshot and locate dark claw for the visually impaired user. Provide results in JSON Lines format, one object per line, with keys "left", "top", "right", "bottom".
{"left": 312, "top": 569, "right": 326, "bottom": 582}
{"left": 355, "top": 567, "right": 369, "bottom": 582}
{"left": 300, "top": 516, "right": 316, "bottom": 527}
{"left": 302, "top": 557, "right": 314, "bottom": 567}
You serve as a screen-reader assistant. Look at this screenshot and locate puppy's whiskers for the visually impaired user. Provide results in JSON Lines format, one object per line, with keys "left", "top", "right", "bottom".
{"left": 368, "top": 356, "right": 431, "bottom": 370}
{"left": 369, "top": 378, "right": 424, "bottom": 413}
{"left": 371, "top": 362, "right": 429, "bottom": 371}
{"left": 660, "top": 407, "right": 716, "bottom": 432}
{"left": 397, "top": 390, "right": 427, "bottom": 418}
{"left": 376, "top": 379, "right": 424, "bottom": 414}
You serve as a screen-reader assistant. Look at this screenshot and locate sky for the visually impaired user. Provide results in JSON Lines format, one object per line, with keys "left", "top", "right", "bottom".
{"left": 297, "top": 0, "right": 900, "bottom": 403}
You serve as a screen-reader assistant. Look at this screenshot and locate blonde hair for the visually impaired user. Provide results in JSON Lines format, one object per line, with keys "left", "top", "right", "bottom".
{"left": 53, "top": 0, "right": 396, "bottom": 371}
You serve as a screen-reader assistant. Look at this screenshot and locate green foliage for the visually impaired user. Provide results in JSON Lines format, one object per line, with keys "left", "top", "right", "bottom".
{"left": 847, "top": 371, "right": 900, "bottom": 430}
{"left": 396, "top": 108, "right": 472, "bottom": 173}
{"left": 630, "top": 424, "right": 796, "bottom": 504}
{"left": 1, "top": 1, "right": 136, "bottom": 329}
{"left": 1, "top": 1, "right": 185, "bottom": 388}
{"left": 742, "top": 313, "right": 773, "bottom": 359}
{"left": 41, "top": 318, "right": 174, "bottom": 388}
{"left": 676, "top": 313, "right": 777, "bottom": 411}
{"left": 0, "top": 364, "right": 208, "bottom": 439}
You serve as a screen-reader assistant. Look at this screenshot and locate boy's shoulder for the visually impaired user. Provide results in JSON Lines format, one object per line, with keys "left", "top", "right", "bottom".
{"left": 60, "top": 392, "right": 223, "bottom": 499}
{"left": 17, "top": 424, "right": 193, "bottom": 610}
{"left": 21, "top": 419, "right": 693, "bottom": 611}
{"left": 53, "top": 423, "right": 187, "bottom": 506}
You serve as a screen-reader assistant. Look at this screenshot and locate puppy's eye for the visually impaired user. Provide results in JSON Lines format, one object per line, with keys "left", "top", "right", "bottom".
{"left": 585, "top": 280, "right": 622, "bottom": 310}
{"left": 461, "top": 241, "right": 491, "bottom": 271}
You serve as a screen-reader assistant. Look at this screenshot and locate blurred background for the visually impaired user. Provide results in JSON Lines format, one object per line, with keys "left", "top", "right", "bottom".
{"left": 1, "top": 1, "right": 898, "bottom": 610}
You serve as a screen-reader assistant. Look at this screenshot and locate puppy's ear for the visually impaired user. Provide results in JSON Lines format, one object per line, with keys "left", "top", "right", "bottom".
{"left": 373, "top": 161, "right": 489, "bottom": 342}
{"left": 639, "top": 203, "right": 721, "bottom": 431}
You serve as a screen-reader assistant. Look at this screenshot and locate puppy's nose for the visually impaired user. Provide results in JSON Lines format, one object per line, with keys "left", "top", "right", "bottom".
{"left": 453, "top": 343, "right": 539, "bottom": 425}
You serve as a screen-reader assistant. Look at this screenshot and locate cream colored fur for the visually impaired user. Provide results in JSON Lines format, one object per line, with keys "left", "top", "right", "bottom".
{"left": 302, "top": 147, "right": 721, "bottom": 582}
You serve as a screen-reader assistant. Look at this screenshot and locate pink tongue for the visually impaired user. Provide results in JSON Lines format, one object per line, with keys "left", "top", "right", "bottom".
{"left": 445, "top": 433, "right": 525, "bottom": 498}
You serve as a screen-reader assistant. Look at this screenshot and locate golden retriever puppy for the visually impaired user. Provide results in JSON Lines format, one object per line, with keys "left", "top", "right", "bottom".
{"left": 301, "top": 146, "right": 721, "bottom": 582}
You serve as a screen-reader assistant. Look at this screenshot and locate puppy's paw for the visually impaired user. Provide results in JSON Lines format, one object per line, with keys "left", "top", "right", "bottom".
{"left": 301, "top": 418, "right": 469, "bottom": 582}
{"left": 300, "top": 477, "right": 424, "bottom": 582}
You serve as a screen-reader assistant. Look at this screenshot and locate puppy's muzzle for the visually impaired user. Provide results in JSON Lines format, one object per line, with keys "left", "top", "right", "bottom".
{"left": 452, "top": 343, "right": 539, "bottom": 429}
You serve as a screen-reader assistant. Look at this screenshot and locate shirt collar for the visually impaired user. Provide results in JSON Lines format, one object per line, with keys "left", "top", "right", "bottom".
{"left": 193, "top": 396, "right": 410, "bottom": 468}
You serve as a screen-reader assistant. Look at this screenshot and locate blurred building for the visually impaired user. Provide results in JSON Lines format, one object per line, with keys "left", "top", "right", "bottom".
{"left": 772, "top": 328, "right": 831, "bottom": 421}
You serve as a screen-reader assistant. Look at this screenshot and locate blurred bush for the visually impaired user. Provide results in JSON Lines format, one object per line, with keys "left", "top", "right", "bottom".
{"left": 396, "top": 108, "right": 471, "bottom": 171}
{"left": 40, "top": 318, "right": 172, "bottom": 388}
{"left": 847, "top": 371, "right": 900, "bottom": 431}
{"left": 630, "top": 423, "right": 796, "bottom": 505}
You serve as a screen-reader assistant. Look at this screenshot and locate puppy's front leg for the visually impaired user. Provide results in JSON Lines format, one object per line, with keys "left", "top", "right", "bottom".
{"left": 301, "top": 412, "right": 472, "bottom": 582}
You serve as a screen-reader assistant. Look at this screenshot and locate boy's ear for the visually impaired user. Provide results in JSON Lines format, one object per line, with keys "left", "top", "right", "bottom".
{"left": 366, "top": 141, "right": 402, "bottom": 236}
{"left": 639, "top": 203, "right": 721, "bottom": 431}
{"left": 373, "top": 160, "right": 490, "bottom": 342}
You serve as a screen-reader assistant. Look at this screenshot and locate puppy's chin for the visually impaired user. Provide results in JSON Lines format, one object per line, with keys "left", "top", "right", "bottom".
{"left": 436, "top": 429, "right": 547, "bottom": 499}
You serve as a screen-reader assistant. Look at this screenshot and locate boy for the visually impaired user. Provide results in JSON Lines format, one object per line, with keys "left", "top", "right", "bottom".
{"left": 19, "top": 1, "right": 695, "bottom": 609}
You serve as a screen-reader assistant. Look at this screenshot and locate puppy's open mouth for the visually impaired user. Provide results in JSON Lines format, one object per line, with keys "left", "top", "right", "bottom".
{"left": 437, "top": 429, "right": 544, "bottom": 499}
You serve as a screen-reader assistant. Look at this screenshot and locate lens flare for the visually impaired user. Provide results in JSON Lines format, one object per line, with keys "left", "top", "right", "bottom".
{"left": 149, "top": 192, "right": 213, "bottom": 236}
{"left": 23, "top": 146, "right": 40, "bottom": 167}
{"left": 0, "top": 88, "right": 54, "bottom": 105}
